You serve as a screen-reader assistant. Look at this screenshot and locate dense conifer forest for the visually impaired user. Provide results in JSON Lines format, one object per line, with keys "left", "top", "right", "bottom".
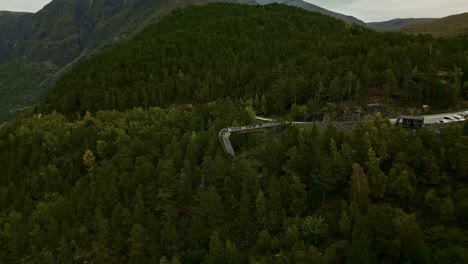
{"left": 0, "top": 3, "right": 467, "bottom": 263}
{"left": 42, "top": 3, "right": 468, "bottom": 118}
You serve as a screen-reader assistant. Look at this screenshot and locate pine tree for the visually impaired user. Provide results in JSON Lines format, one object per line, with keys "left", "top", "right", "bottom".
{"left": 288, "top": 175, "right": 307, "bottom": 216}
{"left": 365, "top": 148, "right": 386, "bottom": 199}
{"left": 302, "top": 215, "right": 329, "bottom": 246}
{"left": 350, "top": 163, "right": 370, "bottom": 212}
{"left": 255, "top": 229, "right": 274, "bottom": 253}
{"left": 339, "top": 210, "right": 351, "bottom": 237}
{"left": 255, "top": 190, "right": 268, "bottom": 229}
{"left": 83, "top": 149, "right": 96, "bottom": 172}
{"left": 204, "top": 232, "right": 225, "bottom": 264}
{"left": 129, "top": 223, "right": 146, "bottom": 264}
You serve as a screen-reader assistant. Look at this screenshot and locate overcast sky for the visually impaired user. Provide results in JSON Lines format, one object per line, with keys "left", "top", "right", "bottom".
{"left": 0, "top": 0, "right": 467, "bottom": 22}
{"left": 306, "top": 0, "right": 467, "bottom": 22}
{"left": 0, "top": 0, "right": 49, "bottom": 13}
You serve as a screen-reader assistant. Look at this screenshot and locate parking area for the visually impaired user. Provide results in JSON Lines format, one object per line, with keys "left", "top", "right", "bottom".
{"left": 390, "top": 110, "right": 467, "bottom": 125}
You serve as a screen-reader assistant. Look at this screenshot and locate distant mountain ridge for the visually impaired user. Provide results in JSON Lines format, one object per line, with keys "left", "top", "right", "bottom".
{"left": 367, "top": 18, "right": 437, "bottom": 31}
{"left": 400, "top": 12, "right": 468, "bottom": 37}
{"left": 0, "top": 11, "right": 29, "bottom": 18}
{"left": 256, "top": 0, "right": 366, "bottom": 26}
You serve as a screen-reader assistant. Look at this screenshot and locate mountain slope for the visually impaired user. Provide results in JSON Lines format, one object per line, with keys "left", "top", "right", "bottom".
{"left": 401, "top": 12, "right": 468, "bottom": 37}
{"left": 0, "top": 0, "right": 363, "bottom": 123}
{"left": 256, "top": 0, "right": 366, "bottom": 26}
{"left": 0, "top": 0, "right": 255, "bottom": 122}
{"left": 0, "top": 12, "right": 33, "bottom": 61}
{"left": 14, "top": 0, "right": 255, "bottom": 64}
{"left": 0, "top": 11, "right": 29, "bottom": 24}
{"left": 367, "top": 18, "right": 436, "bottom": 31}
{"left": 0, "top": 11, "right": 29, "bottom": 22}
{"left": 42, "top": 3, "right": 466, "bottom": 118}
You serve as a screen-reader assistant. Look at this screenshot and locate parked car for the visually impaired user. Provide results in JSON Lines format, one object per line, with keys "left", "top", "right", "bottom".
{"left": 436, "top": 119, "right": 451, "bottom": 124}
{"left": 451, "top": 115, "right": 465, "bottom": 121}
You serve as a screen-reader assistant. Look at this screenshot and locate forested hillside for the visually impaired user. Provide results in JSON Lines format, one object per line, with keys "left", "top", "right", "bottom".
{"left": 0, "top": 0, "right": 255, "bottom": 122}
{"left": 42, "top": 3, "right": 468, "bottom": 120}
{"left": 1, "top": 101, "right": 468, "bottom": 262}
{"left": 401, "top": 12, "right": 468, "bottom": 37}
{"left": 1, "top": 3, "right": 468, "bottom": 263}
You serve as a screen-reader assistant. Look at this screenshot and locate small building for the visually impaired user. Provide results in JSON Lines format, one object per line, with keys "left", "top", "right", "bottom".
{"left": 396, "top": 115, "right": 424, "bottom": 129}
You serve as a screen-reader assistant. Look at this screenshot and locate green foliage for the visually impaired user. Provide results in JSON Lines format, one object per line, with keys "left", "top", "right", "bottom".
{"left": 288, "top": 175, "right": 307, "bottom": 216}
{"left": 0, "top": 107, "right": 466, "bottom": 261}
{"left": 0, "top": 5, "right": 467, "bottom": 262}
{"left": 204, "top": 232, "right": 225, "bottom": 264}
{"left": 339, "top": 210, "right": 351, "bottom": 237}
{"left": 0, "top": 0, "right": 233, "bottom": 123}
{"left": 348, "top": 233, "right": 377, "bottom": 264}
{"left": 0, "top": 59, "right": 53, "bottom": 121}
{"left": 255, "top": 229, "right": 274, "bottom": 253}
{"left": 463, "top": 120, "right": 468, "bottom": 136}
{"left": 366, "top": 148, "right": 386, "bottom": 199}
{"left": 41, "top": 3, "right": 467, "bottom": 119}
{"left": 301, "top": 215, "right": 329, "bottom": 245}
{"left": 350, "top": 163, "right": 370, "bottom": 212}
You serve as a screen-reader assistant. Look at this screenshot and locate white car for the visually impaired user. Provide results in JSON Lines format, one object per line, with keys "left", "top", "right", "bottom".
{"left": 443, "top": 116, "right": 456, "bottom": 122}
{"left": 436, "top": 119, "right": 451, "bottom": 124}
{"left": 451, "top": 115, "right": 465, "bottom": 121}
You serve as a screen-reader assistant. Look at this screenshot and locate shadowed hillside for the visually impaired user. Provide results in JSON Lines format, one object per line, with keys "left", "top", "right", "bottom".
{"left": 0, "top": 0, "right": 255, "bottom": 122}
